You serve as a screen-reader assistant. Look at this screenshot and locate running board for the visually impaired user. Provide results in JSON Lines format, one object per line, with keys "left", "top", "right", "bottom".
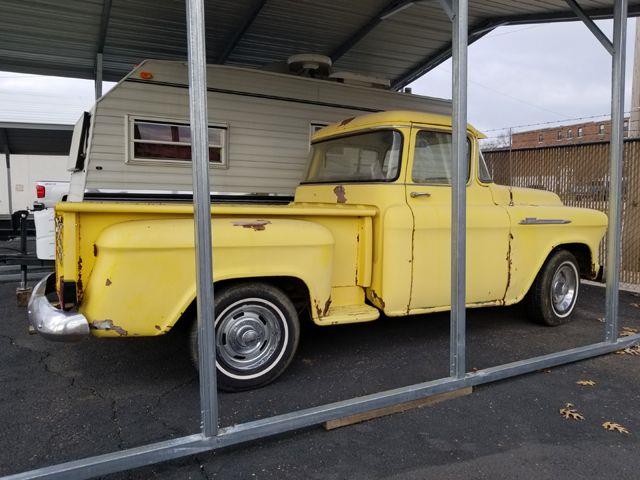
{"left": 318, "top": 304, "right": 380, "bottom": 325}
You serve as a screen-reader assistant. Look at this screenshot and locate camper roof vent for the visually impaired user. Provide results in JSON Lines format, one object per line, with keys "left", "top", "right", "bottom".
{"left": 329, "top": 71, "right": 391, "bottom": 89}
{"left": 287, "top": 54, "right": 332, "bottom": 77}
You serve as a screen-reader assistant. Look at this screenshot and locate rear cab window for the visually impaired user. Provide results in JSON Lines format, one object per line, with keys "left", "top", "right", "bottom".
{"left": 304, "top": 130, "right": 403, "bottom": 183}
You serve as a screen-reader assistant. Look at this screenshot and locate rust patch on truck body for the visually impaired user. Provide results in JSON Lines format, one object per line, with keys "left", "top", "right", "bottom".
{"left": 323, "top": 298, "right": 332, "bottom": 316}
{"left": 232, "top": 220, "right": 271, "bottom": 231}
{"left": 77, "top": 256, "right": 83, "bottom": 298}
{"left": 333, "top": 185, "right": 347, "bottom": 204}
{"left": 369, "top": 289, "right": 385, "bottom": 309}
{"left": 313, "top": 297, "right": 333, "bottom": 318}
{"left": 90, "top": 319, "right": 128, "bottom": 336}
{"left": 503, "top": 232, "right": 514, "bottom": 302}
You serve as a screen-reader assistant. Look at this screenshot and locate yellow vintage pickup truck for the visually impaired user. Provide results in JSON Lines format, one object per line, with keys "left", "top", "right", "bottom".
{"left": 29, "top": 111, "right": 607, "bottom": 391}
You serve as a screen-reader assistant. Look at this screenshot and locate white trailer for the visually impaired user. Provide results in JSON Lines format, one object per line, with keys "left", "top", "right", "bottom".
{"left": 67, "top": 59, "right": 450, "bottom": 201}
{"left": 0, "top": 123, "right": 73, "bottom": 217}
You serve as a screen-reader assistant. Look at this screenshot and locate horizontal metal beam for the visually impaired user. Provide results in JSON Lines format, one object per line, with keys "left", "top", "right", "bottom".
{"left": 496, "top": 3, "right": 640, "bottom": 27}
{"left": 436, "top": 0, "right": 453, "bottom": 21}
{"left": 392, "top": 21, "right": 497, "bottom": 90}
{"left": 0, "top": 254, "right": 54, "bottom": 267}
{"left": 217, "top": 0, "right": 267, "bottom": 64}
{"left": 564, "top": 0, "right": 614, "bottom": 54}
{"left": 97, "top": 0, "right": 113, "bottom": 55}
{"left": 6, "top": 333, "right": 640, "bottom": 480}
{"left": 0, "top": 123, "right": 73, "bottom": 131}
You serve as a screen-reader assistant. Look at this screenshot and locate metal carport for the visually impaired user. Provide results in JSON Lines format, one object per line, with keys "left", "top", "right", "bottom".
{"left": 1, "top": 1, "right": 639, "bottom": 479}
{"left": 2, "top": 1, "right": 640, "bottom": 92}
{"left": 0, "top": 122, "right": 73, "bottom": 215}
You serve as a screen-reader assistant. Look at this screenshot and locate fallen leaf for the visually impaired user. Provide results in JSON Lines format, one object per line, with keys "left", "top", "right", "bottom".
{"left": 559, "top": 403, "right": 585, "bottom": 421}
{"left": 621, "top": 327, "right": 639, "bottom": 337}
{"left": 616, "top": 345, "right": 640, "bottom": 356}
{"left": 631, "top": 303, "right": 640, "bottom": 309}
{"left": 602, "top": 422, "right": 630, "bottom": 434}
{"left": 597, "top": 317, "right": 605, "bottom": 323}
{"left": 576, "top": 380, "right": 596, "bottom": 386}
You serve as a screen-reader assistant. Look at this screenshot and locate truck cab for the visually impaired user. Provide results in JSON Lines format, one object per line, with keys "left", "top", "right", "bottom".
{"left": 28, "top": 110, "right": 607, "bottom": 391}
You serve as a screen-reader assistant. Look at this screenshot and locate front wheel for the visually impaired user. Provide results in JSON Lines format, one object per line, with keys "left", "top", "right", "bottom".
{"left": 189, "top": 282, "right": 300, "bottom": 392}
{"left": 526, "top": 250, "right": 580, "bottom": 326}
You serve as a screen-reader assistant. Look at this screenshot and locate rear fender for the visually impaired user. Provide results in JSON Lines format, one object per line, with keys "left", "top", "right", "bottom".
{"left": 80, "top": 217, "right": 334, "bottom": 337}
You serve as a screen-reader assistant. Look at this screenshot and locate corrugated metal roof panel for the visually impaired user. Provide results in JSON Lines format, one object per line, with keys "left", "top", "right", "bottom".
{"left": 0, "top": 0, "right": 638, "bottom": 87}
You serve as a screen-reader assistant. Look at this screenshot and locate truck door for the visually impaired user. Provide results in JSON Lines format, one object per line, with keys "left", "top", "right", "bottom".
{"left": 405, "top": 126, "right": 511, "bottom": 310}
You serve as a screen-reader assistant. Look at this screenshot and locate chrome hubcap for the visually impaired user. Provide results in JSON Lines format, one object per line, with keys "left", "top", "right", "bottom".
{"left": 216, "top": 301, "right": 282, "bottom": 372}
{"left": 551, "top": 262, "right": 578, "bottom": 316}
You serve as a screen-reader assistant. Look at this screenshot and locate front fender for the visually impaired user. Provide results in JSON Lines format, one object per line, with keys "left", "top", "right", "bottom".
{"left": 80, "top": 217, "right": 334, "bottom": 337}
{"left": 506, "top": 205, "right": 607, "bottom": 303}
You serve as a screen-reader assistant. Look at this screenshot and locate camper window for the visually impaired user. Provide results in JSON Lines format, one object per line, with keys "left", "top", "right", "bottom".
{"left": 128, "top": 118, "right": 227, "bottom": 167}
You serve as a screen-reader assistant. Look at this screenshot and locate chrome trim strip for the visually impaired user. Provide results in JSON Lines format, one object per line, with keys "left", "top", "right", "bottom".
{"left": 519, "top": 217, "right": 572, "bottom": 225}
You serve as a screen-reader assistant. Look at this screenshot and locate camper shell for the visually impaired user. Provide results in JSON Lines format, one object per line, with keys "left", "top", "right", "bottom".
{"left": 67, "top": 59, "right": 451, "bottom": 201}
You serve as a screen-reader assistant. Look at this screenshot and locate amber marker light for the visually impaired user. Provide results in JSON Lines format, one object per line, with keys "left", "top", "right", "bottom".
{"left": 139, "top": 71, "right": 154, "bottom": 80}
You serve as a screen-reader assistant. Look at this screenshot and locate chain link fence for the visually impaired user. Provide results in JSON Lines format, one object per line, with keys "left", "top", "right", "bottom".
{"left": 483, "top": 139, "right": 640, "bottom": 286}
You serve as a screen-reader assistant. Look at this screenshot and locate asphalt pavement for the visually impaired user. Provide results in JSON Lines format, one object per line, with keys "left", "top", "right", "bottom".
{"left": 1, "top": 281, "right": 640, "bottom": 479}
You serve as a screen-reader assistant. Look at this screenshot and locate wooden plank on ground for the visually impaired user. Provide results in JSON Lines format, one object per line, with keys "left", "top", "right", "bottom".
{"left": 323, "top": 386, "right": 473, "bottom": 431}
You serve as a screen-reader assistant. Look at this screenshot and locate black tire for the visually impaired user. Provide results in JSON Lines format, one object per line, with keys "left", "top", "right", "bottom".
{"left": 189, "top": 282, "right": 300, "bottom": 392}
{"left": 526, "top": 250, "right": 580, "bottom": 326}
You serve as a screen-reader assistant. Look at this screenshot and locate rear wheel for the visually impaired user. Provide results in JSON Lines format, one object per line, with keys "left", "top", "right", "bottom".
{"left": 189, "top": 282, "right": 300, "bottom": 392}
{"left": 526, "top": 250, "right": 580, "bottom": 326}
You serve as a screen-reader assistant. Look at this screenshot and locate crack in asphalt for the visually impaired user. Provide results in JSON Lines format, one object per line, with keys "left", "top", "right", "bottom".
{"left": 3, "top": 326, "right": 199, "bottom": 451}
{"left": 111, "top": 399, "right": 125, "bottom": 450}
{"left": 194, "top": 455, "right": 212, "bottom": 480}
{"left": 150, "top": 376, "right": 199, "bottom": 437}
{"left": 154, "top": 377, "right": 198, "bottom": 409}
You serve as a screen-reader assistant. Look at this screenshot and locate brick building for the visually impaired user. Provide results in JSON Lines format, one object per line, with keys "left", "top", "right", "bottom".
{"left": 510, "top": 117, "right": 630, "bottom": 149}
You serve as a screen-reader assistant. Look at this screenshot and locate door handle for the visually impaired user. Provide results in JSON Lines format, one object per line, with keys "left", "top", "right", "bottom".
{"left": 410, "top": 191, "right": 431, "bottom": 198}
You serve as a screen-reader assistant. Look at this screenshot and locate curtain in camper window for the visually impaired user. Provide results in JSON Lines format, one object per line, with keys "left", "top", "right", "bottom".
{"left": 131, "top": 119, "right": 226, "bottom": 165}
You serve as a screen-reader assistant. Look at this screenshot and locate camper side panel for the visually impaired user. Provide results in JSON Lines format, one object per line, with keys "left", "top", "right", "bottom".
{"left": 80, "top": 62, "right": 450, "bottom": 196}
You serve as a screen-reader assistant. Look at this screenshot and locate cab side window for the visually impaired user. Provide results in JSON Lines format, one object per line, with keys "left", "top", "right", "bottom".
{"left": 412, "top": 130, "right": 470, "bottom": 184}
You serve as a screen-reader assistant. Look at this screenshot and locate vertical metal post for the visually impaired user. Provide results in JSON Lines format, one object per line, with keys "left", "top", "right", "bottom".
{"left": 4, "top": 148, "right": 12, "bottom": 215}
{"left": 605, "top": 0, "right": 628, "bottom": 342}
{"left": 185, "top": 0, "right": 218, "bottom": 436}
{"left": 450, "top": 0, "right": 468, "bottom": 378}
{"left": 19, "top": 211, "right": 28, "bottom": 289}
{"left": 95, "top": 53, "right": 103, "bottom": 99}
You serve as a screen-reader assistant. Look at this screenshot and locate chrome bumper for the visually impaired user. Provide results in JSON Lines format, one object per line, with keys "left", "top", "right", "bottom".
{"left": 28, "top": 273, "right": 89, "bottom": 342}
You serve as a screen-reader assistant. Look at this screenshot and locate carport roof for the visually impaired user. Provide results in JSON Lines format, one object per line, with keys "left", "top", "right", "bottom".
{"left": 1, "top": 1, "right": 639, "bottom": 89}
{"left": 0, "top": 122, "right": 73, "bottom": 156}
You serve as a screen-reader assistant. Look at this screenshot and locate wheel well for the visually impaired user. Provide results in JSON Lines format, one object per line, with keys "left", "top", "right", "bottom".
{"left": 554, "top": 243, "right": 593, "bottom": 278}
{"left": 174, "top": 276, "right": 312, "bottom": 329}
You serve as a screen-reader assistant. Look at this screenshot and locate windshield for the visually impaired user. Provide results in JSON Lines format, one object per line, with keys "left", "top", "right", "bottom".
{"left": 305, "top": 130, "right": 402, "bottom": 183}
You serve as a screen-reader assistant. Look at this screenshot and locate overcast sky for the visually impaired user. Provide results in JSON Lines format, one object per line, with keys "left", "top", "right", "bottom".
{"left": 0, "top": 18, "right": 636, "bottom": 139}
{"left": 409, "top": 19, "right": 637, "bottom": 141}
